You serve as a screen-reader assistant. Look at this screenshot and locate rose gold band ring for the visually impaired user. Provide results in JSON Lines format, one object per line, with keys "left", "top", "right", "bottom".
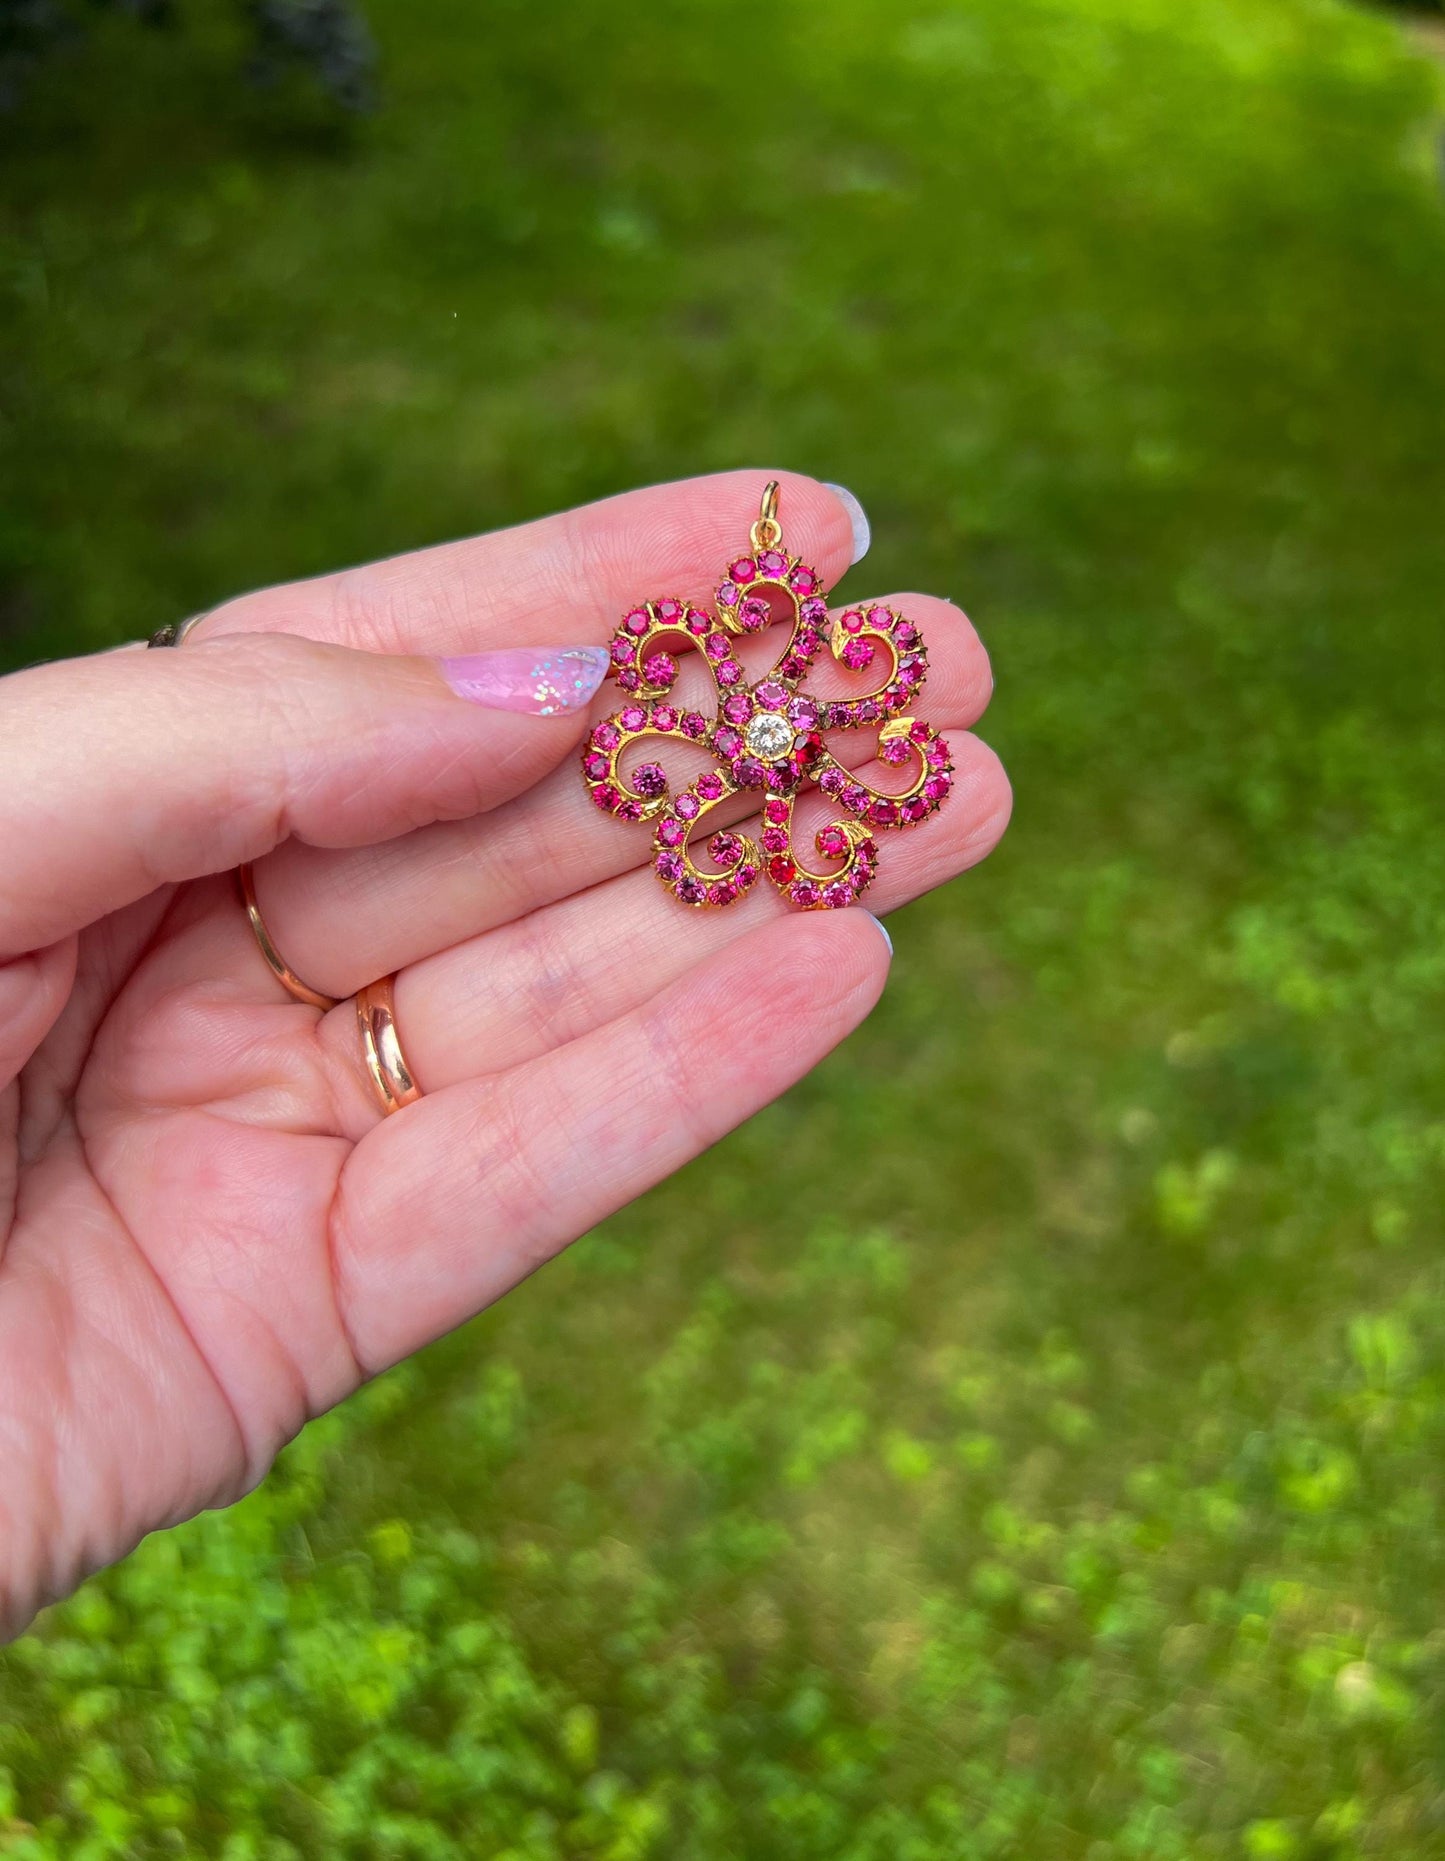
{"left": 355, "top": 976, "right": 422, "bottom": 1116}
{"left": 236, "top": 863, "right": 340, "bottom": 1012}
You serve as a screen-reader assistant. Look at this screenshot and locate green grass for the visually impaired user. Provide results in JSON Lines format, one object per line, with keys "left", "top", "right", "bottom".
{"left": 4, "top": 0, "right": 1445, "bottom": 1853}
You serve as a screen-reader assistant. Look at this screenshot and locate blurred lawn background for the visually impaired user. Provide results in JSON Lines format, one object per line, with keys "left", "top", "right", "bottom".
{"left": 4, "top": 0, "right": 1445, "bottom": 1854}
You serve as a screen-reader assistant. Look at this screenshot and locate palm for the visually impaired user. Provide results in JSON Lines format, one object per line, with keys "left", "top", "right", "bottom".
{"left": 0, "top": 473, "right": 1008, "bottom": 1634}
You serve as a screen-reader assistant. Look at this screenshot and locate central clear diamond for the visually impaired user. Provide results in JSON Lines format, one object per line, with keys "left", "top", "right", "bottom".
{"left": 744, "top": 711, "right": 794, "bottom": 762}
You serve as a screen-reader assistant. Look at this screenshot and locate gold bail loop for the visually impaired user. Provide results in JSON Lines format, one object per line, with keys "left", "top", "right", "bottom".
{"left": 750, "top": 480, "right": 782, "bottom": 553}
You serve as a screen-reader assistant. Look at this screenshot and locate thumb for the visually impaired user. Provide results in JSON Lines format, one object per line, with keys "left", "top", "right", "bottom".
{"left": 0, "top": 632, "right": 608, "bottom": 959}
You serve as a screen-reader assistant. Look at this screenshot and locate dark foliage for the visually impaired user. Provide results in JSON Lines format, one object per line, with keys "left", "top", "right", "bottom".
{"left": 0, "top": 0, "right": 373, "bottom": 110}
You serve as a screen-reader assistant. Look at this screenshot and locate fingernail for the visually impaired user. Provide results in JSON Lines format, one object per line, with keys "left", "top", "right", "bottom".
{"left": 439, "top": 645, "right": 610, "bottom": 716}
{"left": 823, "top": 483, "right": 871, "bottom": 566}
{"left": 862, "top": 910, "right": 893, "bottom": 958}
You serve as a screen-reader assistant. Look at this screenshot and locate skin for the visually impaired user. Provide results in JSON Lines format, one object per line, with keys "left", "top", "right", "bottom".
{"left": 0, "top": 471, "right": 1010, "bottom": 1639}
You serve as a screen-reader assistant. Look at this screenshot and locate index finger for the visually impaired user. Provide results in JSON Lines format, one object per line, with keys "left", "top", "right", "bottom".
{"left": 195, "top": 470, "right": 864, "bottom": 656}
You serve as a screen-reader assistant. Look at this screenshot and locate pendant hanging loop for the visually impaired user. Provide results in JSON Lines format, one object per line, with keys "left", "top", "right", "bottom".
{"left": 750, "top": 480, "right": 782, "bottom": 554}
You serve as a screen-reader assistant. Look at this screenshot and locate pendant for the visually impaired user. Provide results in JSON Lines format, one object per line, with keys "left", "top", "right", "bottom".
{"left": 580, "top": 482, "right": 954, "bottom": 909}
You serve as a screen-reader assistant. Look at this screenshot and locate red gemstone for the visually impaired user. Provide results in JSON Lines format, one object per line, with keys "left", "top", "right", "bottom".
{"left": 709, "top": 831, "right": 743, "bottom": 865}
{"left": 592, "top": 722, "right": 620, "bottom": 750}
{"left": 644, "top": 653, "right": 678, "bottom": 687}
{"left": 583, "top": 751, "right": 610, "bottom": 780}
{"left": 868, "top": 605, "right": 892, "bottom": 629}
{"left": 924, "top": 773, "right": 951, "bottom": 803}
{"left": 910, "top": 720, "right": 931, "bottom": 743}
{"left": 824, "top": 880, "right": 853, "bottom": 908}
{"left": 926, "top": 740, "right": 950, "bottom": 768}
{"left": 708, "top": 879, "right": 738, "bottom": 906}
{"left": 624, "top": 609, "right": 650, "bottom": 636}
{"left": 841, "top": 609, "right": 865, "bottom": 634}
{"left": 737, "top": 861, "right": 760, "bottom": 887}
{"left": 869, "top": 798, "right": 900, "bottom": 826}
{"left": 705, "top": 632, "right": 731, "bottom": 659}
{"left": 767, "top": 854, "right": 797, "bottom": 885}
{"left": 893, "top": 620, "right": 918, "bottom": 646}
{"left": 657, "top": 817, "right": 686, "bottom": 847}
{"left": 796, "top": 730, "right": 824, "bottom": 764}
{"left": 792, "top": 880, "right": 820, "bottom": 907}
{"left": 697, "top": 770, "right": 725, "bottom": 800}
{"left": 609, "top": 638, "right": 633, "bottom": 666}
{"left": 764, "top": 796, "right": 789, "bottom": 823}
{"left": 656, "top": 597, "right": 682, "bottom": 622}
{"left": 717, "top": 661, "right": 743, "bottom": 685}
{"left": 731, "top": 557, "right": 757, "bottom": 584}
{"left": 723, "top": 693, "right": 752, "bottom": 725}
{"left": 841, "top": 638, "right": 875, "bottom": 672}
{"left": 687, "top": 608, "right": 712, "bottom": 633}
{"left": 817, "top": 825, "right": 849, "bottom": 859}
{"left": 715, "top": 726, "right": 742, "bottom": 758}
{"left": 592, "top": 784, "right": 621, "bottom": 811}
{"left": 788, "top": 566, "right": 817, "bottom": 594}
{"left": 902, "top": 797, "right": 929, "bottom": 822}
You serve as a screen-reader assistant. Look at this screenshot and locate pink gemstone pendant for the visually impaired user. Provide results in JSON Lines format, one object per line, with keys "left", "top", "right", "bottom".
{"left": 580, "top": 481, "right": 954, "bottom": 909}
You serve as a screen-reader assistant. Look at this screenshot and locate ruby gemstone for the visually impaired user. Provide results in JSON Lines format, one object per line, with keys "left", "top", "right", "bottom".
{"left": 709, "top": 831, "right": 743, "bottom": 865}
{"left": 583, "top": 752, "right": 610, "bottom": 780}
{"left": 644, "top": 653, "right": 678, "bottom": 687}
{"left": 697, "top": 770, "right": 725, "bottom": 800}
{"left": 731, "top": 558, "right": 757, "bottom": 584}
{"left": 592, "top": 722, "right": 620, "bottom": 750}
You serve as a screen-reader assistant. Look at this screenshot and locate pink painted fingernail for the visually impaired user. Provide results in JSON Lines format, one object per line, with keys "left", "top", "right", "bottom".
{"left": 439, "top": 645, "right": 610, "bottom": 716}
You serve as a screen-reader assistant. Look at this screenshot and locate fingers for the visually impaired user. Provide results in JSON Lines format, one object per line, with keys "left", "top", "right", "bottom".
{"left": 194, "top": 470, "right": 860, "bottom": 656}
{"left": 245, "top": 594, "right": 991, "bottom": 997}
{"left": 329, "top": 909, "right": 891, "bottom": 1372}
{"left": 317, "top": 731, "right": 1010, "bottom": 1111}
{"left": 0, "top": 631, "right": 608, "bottom": 960}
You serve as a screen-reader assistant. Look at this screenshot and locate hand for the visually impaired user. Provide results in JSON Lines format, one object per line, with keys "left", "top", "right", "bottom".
{"left": 0, "top": 472, "right": 1009, "bottom": 1637}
